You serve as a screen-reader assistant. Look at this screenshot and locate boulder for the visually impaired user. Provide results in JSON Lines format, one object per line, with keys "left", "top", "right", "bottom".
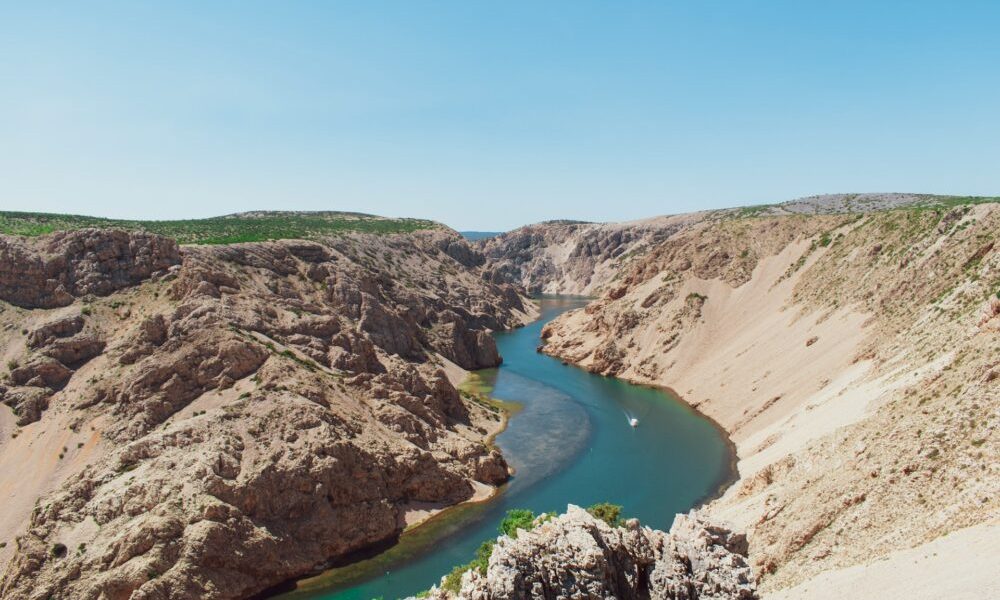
{"left": 40, "top": 335, "right": 106, "bottom": 366}
{"left": 9, "top": 357, "right": 72, "bottom": 390}
{"left": 26, "top": 315, "right": 85, "bottom": 348}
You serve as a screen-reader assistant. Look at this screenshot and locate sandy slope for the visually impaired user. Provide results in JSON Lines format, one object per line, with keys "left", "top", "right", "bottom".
{"left": 0, "top": 410, "right": 104, "bottom": 567}
{"left": 768, "top": 520, "right": 1000, "bottom": 600}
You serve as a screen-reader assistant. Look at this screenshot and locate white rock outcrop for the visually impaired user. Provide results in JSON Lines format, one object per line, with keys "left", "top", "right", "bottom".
{"left": 427, "top": 506, "right": 757, "bottom": 600}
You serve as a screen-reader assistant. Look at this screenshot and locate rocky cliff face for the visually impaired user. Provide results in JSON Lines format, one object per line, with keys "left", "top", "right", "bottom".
{"left": 0, "top": 229, "right": 181, "bottom": 309}
{"left": 478, "top": 215, "right": 702, "bottom": 295}
{"left": 525, "top": 200, "right": 1000, "bottom": 596}
{"left": 425, "top": 506, "right": 757, "bottom": 600}
{"left": 0, "top": 228, "right": 534, "bottom": 599}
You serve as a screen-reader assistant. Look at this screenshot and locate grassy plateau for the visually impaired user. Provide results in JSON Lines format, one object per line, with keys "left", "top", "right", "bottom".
{"left": 0, "top": 210, "right": 439, "bottom": 245}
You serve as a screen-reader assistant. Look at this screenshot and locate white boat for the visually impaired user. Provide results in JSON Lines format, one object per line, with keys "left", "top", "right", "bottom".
{"left": 629, "top": 418, "right": 639, "bottom": 428}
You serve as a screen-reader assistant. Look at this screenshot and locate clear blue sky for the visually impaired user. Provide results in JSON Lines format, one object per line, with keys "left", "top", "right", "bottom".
{"left": 2, "top": 2, "right": 999, "bottom": 230}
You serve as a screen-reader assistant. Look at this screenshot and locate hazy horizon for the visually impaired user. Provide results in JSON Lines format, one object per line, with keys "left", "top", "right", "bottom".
{"left": 3, "top": 2, "right": 999, "bottom": 230}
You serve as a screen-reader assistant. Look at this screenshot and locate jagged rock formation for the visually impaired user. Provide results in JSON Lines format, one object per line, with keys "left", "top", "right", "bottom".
{"left": 425, "top": 506, "right": 757, "bottom": 600}
{"left": 1, "top": 314, "right": 106, "bottom": 425}
{"left": 0, "top": 227, "right": 534, "bottom": 599}
{"left": 504, "top": 198, "right": 1000, "bottom": 597}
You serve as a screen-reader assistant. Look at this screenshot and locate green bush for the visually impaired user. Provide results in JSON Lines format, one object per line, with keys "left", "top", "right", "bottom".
{"left": 498, "top": 509, "right": 536, "bottom": 538}
{"left": 586, "top": 502, "right": 624, "bottom": 527}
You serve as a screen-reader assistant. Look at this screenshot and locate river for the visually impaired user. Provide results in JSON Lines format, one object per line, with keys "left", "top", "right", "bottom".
{"left": 275, "top": 296, "right": 734, "bottom": 600}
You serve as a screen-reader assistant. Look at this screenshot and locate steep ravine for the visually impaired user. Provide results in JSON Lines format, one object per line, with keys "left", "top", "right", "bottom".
{"left": 482, "top": 195, "right": 1000, "bottom": 598}
{"left": 0, "top": 227, "right": 535, "bottom": 599}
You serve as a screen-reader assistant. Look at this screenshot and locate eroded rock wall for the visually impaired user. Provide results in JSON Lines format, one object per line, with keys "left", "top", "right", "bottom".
{"left": 0, "top": 229, "right": 181, "bottom": 308}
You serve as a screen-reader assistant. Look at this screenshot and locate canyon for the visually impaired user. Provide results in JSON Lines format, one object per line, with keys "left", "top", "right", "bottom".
{"left": 1, "top": 193, "right": 998, "bottom": 600}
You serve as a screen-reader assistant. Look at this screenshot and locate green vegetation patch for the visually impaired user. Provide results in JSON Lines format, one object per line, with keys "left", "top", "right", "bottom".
{"left": 0, "top": 210, "right": 439, "bottom": 245}
{"left": 910, "top": 195, "right": 1000, "bottom": 210}
{"left": 586, "top": 502, "right": 624, "bottom": 527}
{"left": 498, "top": 509, "right": 538, "bottom": 538}
{"left": 733, "top": 203, "right": 775, "bottom": 218}
{"left": 725, "top": 194, "right": 999, "bottom": 221}
{"left": 459, "top": 370, "right": 521, "bottom": 417}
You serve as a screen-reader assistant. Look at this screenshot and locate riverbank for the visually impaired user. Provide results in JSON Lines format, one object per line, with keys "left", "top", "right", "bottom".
{"left": 271, "top": 361, "right": 523, "bottom": 596}
{"left": 397, "top": 368, "right": 519, "bottom": 531}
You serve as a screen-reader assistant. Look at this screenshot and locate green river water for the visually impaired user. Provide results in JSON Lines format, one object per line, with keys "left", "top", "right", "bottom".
{"left": 274, "top": 296, "right": 734, "bottom": 600}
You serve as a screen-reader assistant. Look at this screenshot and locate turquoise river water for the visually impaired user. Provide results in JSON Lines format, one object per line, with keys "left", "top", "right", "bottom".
{"left": 275, "top": 296, "right": 733, "bottom": 600}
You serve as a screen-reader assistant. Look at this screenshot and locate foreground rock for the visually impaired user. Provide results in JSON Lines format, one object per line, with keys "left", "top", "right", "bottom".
{"left": 425, "top": 506, "right": 757, "bottom": 600}
{"left": 0, "top": 226, "right": 534, "bottom": 599}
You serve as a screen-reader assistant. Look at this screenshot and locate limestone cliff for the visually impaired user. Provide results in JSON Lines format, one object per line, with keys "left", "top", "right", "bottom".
{"left": 0, "top": 227, "right": 534, "bottom": 599}
{"left": 479, "top": 215, "right": 702, "bottom": 295}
